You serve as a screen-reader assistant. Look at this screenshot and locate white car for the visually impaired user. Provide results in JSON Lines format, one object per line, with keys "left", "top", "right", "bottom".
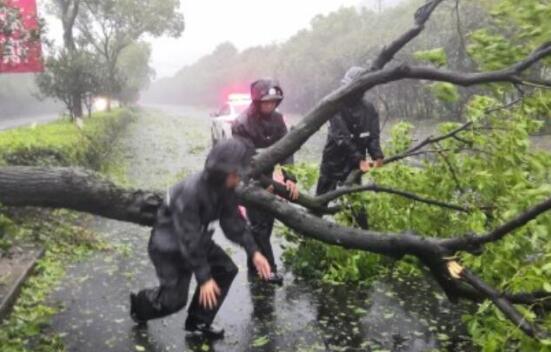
{"left": 210, "top": 94, "right": 251, "bottom": 145}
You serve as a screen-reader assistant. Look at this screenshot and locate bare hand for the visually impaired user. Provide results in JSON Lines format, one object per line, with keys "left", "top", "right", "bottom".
{"left": 285, "top": 180, "right": 300, "bottom": 200}
{"left": 359, "top": 160, "right": 372, "bottom": 173}
{"left": 253, "top": 251, "right": 272, "bottom": 280}
{"left": 199, "top": 279, "right": 221, "bottom": 310}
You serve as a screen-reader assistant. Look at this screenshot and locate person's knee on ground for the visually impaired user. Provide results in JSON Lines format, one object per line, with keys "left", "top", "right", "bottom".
{"left": 131, "top": 284, "right": 189, "bottom": 322}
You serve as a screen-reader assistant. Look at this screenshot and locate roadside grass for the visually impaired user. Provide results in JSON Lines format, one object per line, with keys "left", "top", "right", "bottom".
{"left": 0, "top": 108, "right": 138, "bottom": 351}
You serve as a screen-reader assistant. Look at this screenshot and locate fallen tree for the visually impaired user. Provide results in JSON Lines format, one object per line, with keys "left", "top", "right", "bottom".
{"left": 1, "top": 0, "right": 551, "bottom": 341}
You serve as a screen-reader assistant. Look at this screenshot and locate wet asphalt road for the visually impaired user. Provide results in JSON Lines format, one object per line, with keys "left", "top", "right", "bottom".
{"left": 47, "top": 105, "right": 476, "bottom": 352}
{"left": 0, "top": 113, "right": 59, "bottom": 131}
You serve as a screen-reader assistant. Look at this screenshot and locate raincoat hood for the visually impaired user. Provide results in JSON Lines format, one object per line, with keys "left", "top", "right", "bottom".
{"left": 204, "top": 138, "right": 254, "bottom": 179}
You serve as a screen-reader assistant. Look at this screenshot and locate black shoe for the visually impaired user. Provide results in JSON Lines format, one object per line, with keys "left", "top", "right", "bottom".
{"left": 266, "top": 272, "right": 284, "bottom": 286}
{"left": 185, "top": 322, "right": 225, "bottom": 339}
{"left": 130, "top": 293, "right": 147, "bottom": 325}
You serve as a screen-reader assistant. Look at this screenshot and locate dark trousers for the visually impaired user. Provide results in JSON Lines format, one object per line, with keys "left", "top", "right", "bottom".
{"left": 316, "top": 172, "right": 369, "bottom": 230}
{"left": 132, "top": 240, "right": 238, "bottom": 324}
{"left": 247, "top": 207, "right": 277, "bottom": 273}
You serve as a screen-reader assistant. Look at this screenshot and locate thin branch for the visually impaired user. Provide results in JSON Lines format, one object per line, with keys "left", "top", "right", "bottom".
{"left": 441, "top": 196, "right": 551, "bottom": 251}
{"left": 435, "top": 142, "right": 465, "bottom": 193}
{"left": 370, "top": 0, "right": 445, "bottom": 70}
{"left": 453, "top": 284, "right": 551, "bottom": 310}
{"left": 315, "top": 183, "right": 471, "bottom": 213}
{"left": 483, "top": 86, "right": 526, "bottom": 115}
{"left": 460, "top": 269, "right": 543, "bottom": 339}
{"left": 344, "top": 121, "right": 474, "bottom": 185}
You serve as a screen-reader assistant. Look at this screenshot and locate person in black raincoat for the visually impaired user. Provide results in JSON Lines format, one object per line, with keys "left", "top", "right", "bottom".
{"left": 316, "top": 67, "right": 385, "bottom": 229}
{"left": 130, "top": 138, "right": 272, "bottom": 339}
{"left": 231, "top": 78, "right": 299, "bottom": 285}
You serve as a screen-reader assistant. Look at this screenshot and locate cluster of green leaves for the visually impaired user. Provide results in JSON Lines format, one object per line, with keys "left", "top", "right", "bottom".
{"left": 457, "top": 1, "right": 551, "bottom": 350}
{"left": 284, "top": 103, "right": 551, "bottom": 349}
{"left": 283, "top": 0, "right": 551, "bottom": 348}
{"left": 0, "top": 210, "right": 17, "bottom": 253}
{"left": 414, "top": 48, "right": 448, "bottom": 67}
{"left": 467, "top": 0, "right": 551, "bottom": 135}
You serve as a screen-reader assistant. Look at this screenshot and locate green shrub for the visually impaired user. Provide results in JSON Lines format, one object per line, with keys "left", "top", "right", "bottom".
{"left": 0, "top": 108, "right": 138, "bottom": 168}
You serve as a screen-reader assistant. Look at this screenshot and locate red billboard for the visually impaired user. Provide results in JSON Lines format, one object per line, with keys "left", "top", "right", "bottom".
{"left": 0, "top": 0, "right": 43, "bottom": 73}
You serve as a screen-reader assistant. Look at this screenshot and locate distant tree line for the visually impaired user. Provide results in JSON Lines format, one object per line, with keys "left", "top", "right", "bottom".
{"left": 145, "top": 0, "right": 491, "bottom": 121}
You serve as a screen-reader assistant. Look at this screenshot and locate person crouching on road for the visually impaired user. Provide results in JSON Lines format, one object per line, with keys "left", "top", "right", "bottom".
{"left": 316, "top": 67, "right": 385, "bottom": 229}
{"left": 231, "top": 78, "right": 299, "bottom": 285}
{"left": 130, "top": 138, "right": 272, "bottom": 339}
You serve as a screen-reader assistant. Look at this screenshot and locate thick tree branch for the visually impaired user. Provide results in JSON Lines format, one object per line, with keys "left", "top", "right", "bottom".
{"left": 0, "top": 166, "right": 162, "bottom": 226}
{"left": 252, "top": 45, "right": 551, "bottom": 178}
{"left": 237, "top": 184, "right": 449, "bottom": 259}
{"left": 2, "top": 165, "right": 551, "bottom": 339}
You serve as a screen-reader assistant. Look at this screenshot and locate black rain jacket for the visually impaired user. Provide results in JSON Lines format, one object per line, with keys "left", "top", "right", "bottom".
{"left": 150, "top": 171, "right": 258, "bottom": 285}
{"left": 232, "top": 79, "right": 296, "bottom": 182}
{"left": 320, "top": 99, "right": 384, "bottom": 179}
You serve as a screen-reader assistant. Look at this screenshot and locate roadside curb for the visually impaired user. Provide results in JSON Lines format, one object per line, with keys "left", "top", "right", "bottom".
{"left": 0, "top": 247, "right": 45, "bottom": 321}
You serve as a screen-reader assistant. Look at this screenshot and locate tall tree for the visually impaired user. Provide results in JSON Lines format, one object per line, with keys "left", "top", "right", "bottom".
{"left": 116, "top": 41, "right": 154, "bottom": 105}
{"left": 55, "top": 0, "right": 83, "bottom": 117}
{"left": 77, "top": 0, "right": 184, "bottom": 109}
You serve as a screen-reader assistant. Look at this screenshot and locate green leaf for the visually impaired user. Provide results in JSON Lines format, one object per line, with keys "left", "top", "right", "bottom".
{"left": 429, "top": 82, "right": 460, "bottom": 103}
{"left": 252, "top": 335, "right": 270, "bottom": 347}
{"left": 413, "top": 48, "right": 448, "bottom": 66}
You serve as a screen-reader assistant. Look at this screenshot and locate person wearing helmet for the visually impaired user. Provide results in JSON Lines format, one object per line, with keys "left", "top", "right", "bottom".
{"left": 231, "top": 78, "right": 299, "bottom": 285}
{"left": 129, "top": 138, "right": 272, "bottom": 339}
{"left": 316, "top": 66, "right": 385, "bottom": 229}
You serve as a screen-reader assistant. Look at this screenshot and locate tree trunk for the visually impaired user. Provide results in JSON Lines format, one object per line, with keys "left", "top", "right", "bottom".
{"left": 0, "top": 166, "right": 161, "bottom": 226}
{"left": 72, "top": 92, "right": 83, "bottom": 118}
{"left": 62, "top": 0, "right": 83, "bottom": 118}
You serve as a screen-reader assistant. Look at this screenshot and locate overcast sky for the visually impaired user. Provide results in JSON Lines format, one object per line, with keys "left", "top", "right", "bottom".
{"left": 150, "top": 0, "right": 360, "bottom": 77}
{"left": 43, "top": 0, "right": 404, "bottom": 79}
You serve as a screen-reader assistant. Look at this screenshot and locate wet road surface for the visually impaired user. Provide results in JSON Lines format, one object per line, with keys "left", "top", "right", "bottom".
{"left": 47, "top": 105, "right": 476, "bottom": 351}
{"left": 0, "top": 113, "right": 59, "bottom": 131}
